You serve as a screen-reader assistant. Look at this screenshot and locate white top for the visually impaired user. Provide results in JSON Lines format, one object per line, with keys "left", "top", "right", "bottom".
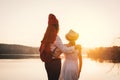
{"left": 50, "top": 35, "right": 75, "bottom": 54}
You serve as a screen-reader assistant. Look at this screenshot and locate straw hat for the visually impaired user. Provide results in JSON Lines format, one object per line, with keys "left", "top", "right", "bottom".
{"left": 66, "top": 29, "right": 79, "bottom": 41}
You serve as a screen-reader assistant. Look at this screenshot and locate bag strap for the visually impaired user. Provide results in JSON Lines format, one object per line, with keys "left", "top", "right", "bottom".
{"left": 51, "top": 47, "right": 57, "bottom": 55}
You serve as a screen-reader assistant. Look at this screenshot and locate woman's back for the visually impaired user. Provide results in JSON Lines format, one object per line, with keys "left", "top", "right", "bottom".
{"left": 59, "top": 44, "right": 80, "bottom": 80}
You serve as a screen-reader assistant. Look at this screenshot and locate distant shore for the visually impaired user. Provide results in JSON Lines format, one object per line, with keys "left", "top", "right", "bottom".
{"left": 87, "top": 46, "right": 120, "bottom": 63}
{"left": 0, "top": 43, "right": 39, "bottom": 59}
{"left": 0, "top": 43, "right": 120, "bottom": 63}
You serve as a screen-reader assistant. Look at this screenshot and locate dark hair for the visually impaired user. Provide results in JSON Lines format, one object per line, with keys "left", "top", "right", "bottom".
{"left": 41, "top": 14, "right": 59, "bottom": 44}
{"left": 53, "top": 24, "right": 59, "bottom": 32}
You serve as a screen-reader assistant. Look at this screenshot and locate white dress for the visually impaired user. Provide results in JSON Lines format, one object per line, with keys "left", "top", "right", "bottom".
{"left": 59, "top": 49, "right": 79, "bottom": 80}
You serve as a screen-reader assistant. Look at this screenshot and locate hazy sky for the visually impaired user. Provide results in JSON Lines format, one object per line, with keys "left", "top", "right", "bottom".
{"left": 0, "top": 0, "right": 120, "bottom": 47}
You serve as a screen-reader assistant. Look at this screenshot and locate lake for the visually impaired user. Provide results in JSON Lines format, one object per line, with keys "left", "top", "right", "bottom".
{"left": 0, "top": 58, "right": 120, "bottom": 80}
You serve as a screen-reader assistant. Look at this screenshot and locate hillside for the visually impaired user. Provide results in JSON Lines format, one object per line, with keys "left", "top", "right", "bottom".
{"left": 0, "top": 43, "right": 39, "bottom": 59}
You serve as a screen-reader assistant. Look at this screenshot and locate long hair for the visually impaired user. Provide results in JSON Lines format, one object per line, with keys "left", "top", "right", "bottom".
{"left": 41, "top": 14, "right": 59, "bottom": 44}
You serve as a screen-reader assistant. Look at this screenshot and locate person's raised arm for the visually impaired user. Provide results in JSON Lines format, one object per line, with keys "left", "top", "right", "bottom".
{"left": 54, "top": 36, "right": 75, "bottom": 53}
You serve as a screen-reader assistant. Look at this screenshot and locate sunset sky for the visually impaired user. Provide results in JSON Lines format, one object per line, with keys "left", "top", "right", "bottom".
{"left": 0, "top": 0, "right": 120, "bottom": 48}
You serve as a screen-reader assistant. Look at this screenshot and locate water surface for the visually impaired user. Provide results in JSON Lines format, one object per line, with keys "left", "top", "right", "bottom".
{"left": 0, "top": 58, "right": 120, "bottom": 80}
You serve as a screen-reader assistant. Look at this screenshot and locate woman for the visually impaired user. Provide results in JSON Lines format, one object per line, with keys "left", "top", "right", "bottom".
{"left": 59, "top": 30, "right": 82, "bottom": 80}
{"left": 40, "top": 14, "right": 75, "bottom": 80}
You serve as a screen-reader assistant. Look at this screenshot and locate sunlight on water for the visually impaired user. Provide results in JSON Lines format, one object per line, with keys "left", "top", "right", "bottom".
{"left": 0, "top": 59, "right": 47, "bottom": 80}
{"left": 80, "top": 58, "right": 120, "bottom": 80}
{"left": 0, "top": 58, "right": 120, "bottom": 80}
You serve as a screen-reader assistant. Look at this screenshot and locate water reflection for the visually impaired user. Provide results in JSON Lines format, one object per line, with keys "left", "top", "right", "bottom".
{"left": 0, "top": 58, "right": 120, "bottom": 80}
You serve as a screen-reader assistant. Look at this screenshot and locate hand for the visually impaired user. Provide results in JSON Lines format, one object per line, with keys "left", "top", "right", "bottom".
{"left": 75, "top": 45, "right": 81, "bottom": 50}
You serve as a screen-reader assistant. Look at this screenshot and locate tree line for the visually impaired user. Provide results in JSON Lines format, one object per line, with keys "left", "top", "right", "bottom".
{"left": 87, "top": 46, "right": 120, "bottom": 63}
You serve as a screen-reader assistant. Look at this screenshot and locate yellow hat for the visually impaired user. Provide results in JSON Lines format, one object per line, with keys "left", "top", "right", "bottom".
{"left": 65, "top": 29, "right": 79, "bottom": 41}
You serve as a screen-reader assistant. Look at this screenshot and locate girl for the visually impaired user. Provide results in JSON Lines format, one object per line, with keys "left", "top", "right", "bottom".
{"left": 59, "top": 30, "right": 82, "bottom": 80}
